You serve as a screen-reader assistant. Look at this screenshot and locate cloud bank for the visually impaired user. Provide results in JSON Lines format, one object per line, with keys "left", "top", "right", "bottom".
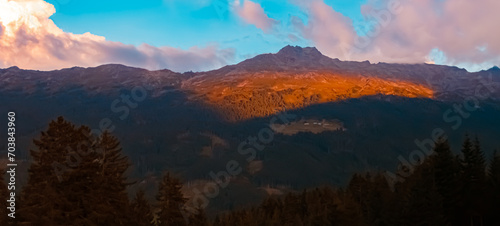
{"left": 0, "top": 0, "right": 235, "bottom": 72}
{"left": 292, "top": 0, "right": 500, "bottom": 71}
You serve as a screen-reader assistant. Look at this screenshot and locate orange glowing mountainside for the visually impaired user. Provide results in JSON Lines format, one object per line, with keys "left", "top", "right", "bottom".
{"left": 179, "top": 46, "right": 437, "bottom": 120}
{"left": 179, "top": 46, "right": 500, "bottom": 121}
{"left": 183, "top": 71, "right": 434, "bottom": 120}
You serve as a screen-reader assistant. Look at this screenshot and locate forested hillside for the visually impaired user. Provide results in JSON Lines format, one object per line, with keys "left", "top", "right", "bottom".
{"left": 2, "top": 118, "right": 499, "bottom": 225}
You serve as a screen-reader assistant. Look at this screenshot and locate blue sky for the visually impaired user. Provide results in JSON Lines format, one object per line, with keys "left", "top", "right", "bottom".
{"left": 44, "top": 0, "right": 367, "bottom": 62}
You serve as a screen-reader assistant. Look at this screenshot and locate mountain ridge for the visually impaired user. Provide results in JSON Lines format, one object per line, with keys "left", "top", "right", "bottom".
{"left": 1, "top": 45, "right": 493, "bottom": 73}
{"left": 1, "top": 45, "right": 499, "bottom": 120}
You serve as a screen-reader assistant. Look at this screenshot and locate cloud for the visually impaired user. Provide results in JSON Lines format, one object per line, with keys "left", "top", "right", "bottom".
{"left": 0, "top": 0, "right": 235, "bottom": 72}
{"left": 234, "top": 0, "right": 279, "bottom": 33}
{"left": 291, "top": 0, "right": 500, "bottom": 71}
{"left": 291, "top": 1, "right": 356, "bottom": 59}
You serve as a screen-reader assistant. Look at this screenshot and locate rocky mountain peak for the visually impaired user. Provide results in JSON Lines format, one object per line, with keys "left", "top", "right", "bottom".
{"left": 276, "top": 45, "right": 323, "bottom": 59}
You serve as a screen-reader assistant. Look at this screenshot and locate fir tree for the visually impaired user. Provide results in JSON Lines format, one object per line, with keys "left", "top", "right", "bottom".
{"left": 187, "top": 206, "right": 209, "bottom": 226}
{"left": 156, "top": 172, "right": 187, "bottom": 226}
{"left": 431, "top": 137, "right": 461, "bottom": 224}
{"left": 404, "top": 160, "right": 448, "bottom": 226}
{"left": 460, "top": 135, "right": 487, "bottom": 224}
{"left": 488, "top": 150, "right": 500, "bottom": 189}
{"left": 131, "top": 189, "right": 154, "bottom": 225}
{"left": 18, "top": 117, "right": 133, "bottom": 225}
{"left": 486, "top": 150, "right": 500, "bottom": 225}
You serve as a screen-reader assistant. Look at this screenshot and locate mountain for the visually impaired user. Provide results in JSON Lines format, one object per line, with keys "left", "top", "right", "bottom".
{"left": 181, "top": 45, "right": 499, "bottom": 120}
{"left": 0, "top": 64, "right": 182, "bottom": 95}
{"left": 487, "top": 65, "right": 500, "bottom": 72}
{"left": 1, "top": 46, "right": 500, "bottom": 215}
{"left": 2, "top": 46, "right": 498, "bottom": 116}
{"left": 4, "top": 45, "right": 496, "bottom": 121}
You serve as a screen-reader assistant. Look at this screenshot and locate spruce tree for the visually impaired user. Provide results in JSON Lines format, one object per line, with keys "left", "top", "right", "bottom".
{"left": 187, "top": 206, "right": 209, "bottom": 226}
{"left": 460, "top": 135, "right": 487, "bottom": 224}
{"left": 282, "top": 193, "right": 301, "bottom": 225}
{"left": 488, "top": 150, "right": 500, "bottom": 189}
{"left": 212, "top": 215, "right": 223, "bottom": 226}
{"left": 156, "top": 172, "right": 187, "bottom": 226}
{"left": 486, "top": 150, "right": 500, "bottom": 225}
{"left": 18, "top": 117, "right": 133, "bottom": 225}
{"left": 131, "top": 189, "right": 154, "bottom": 225}
{"left": 404, "top": 160, "right": 448, "bottom": 226}
{"left": 431, "top": 137, "right": 461, "bottom": 224}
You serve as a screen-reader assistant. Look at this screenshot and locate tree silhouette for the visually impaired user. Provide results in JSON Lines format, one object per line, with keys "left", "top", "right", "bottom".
{"left": 187, "top": 206, "right": 209, "bottom": 226}
{"left": 486, "top": 150, "right": 500, "bottom": 224}
{"left": 131, "top": 189, "right": 154, "bottom": 225}
{"left": 156, "top": 171, "right": 187, "bottom": 226}
{"left": 460, "top": 135, "right": 487, "bottom": 224}
{"left": 18, "top": 117, "right": 133, "bottom": 225}
{"left": 404, "top": 159, "right": 448, "bottom": 226}
{"left": 209, "top": 135, "right": 499, "bottom": 226}
{"left": 430, "top": 138, "right": 461, "bottom": 224}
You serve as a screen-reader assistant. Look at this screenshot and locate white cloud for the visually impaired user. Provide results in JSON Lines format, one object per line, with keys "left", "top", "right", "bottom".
{"left": 291, "top": 0, "right": 500, "bottom": 71}
{"left": 0, "top": 0, "right": 235, "bottom": 72}
{"left": 233, "top": 0, "right": 279, "bottom": 33}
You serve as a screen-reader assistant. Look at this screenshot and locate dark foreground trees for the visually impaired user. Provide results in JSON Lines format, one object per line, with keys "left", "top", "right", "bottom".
{"left": 156, "top": 172, "right": 188, "bottom": 226}
{"left": 11, "top": 117, "right": 500, "bottom": 225}
{"left": 14, "top": 117, "right": 197, "bottom": 225}
{"left": 213, "top": 137, "right": 500, "bottom": 226}
{"left": 131, "top": 189, "right": 154, "bottom": 226}
{"left": 17, "top": 117, "right": 133, "bottom": 225}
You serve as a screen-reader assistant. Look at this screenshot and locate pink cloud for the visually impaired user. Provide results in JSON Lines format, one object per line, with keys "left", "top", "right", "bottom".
{"left": 291, "top": 0, "right": 356, "bottom": 59}
{"left": 234, "top": 0, "right": 278, "bottom": 33}
{"left": 292, "top": 0, "right": 500, "bottom": 71}
{"left": 0, "top": 0, "right": 234, "bottom": 72}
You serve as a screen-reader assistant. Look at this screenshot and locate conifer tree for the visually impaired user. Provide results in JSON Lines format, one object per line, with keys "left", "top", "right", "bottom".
{"left": 404, "top": 160, "right": 448, "bottom": 226}
{"left": 187, "top": 206, "right": 209, "bottom": 226}
{"left": 212, "top": 215, "right": 223, "bottom": 226}
{"left": 282, "top": 193, "right": 301, "bottom": 225}
{"left": 460, "top": 135, "right": 487, "bottom": 224}
{"left": 486, "top": 150, "right": 500, "bottom": 225}
{"left": 18, "top": 117, "right": 133, "bottom": 225}
{"left": 207, "top": 136, "right": 500, "bottom": 226}
{"left": 488, "top": 150, "right": 500, "bottom": 189}
{"left": 156, "top": 172, "right": 187, "bottom": 226}
{"left": 431, "top": 137, "right": 461, "bottom": 224}
{"left": 470, "top": 136, "right": 487, "bottom": 183}
{"left": 131, "top": 189, "right": 154, "bottom": 225}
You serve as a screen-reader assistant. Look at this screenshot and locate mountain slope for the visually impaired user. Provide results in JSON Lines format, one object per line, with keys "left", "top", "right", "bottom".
{"left": 2, "top": 46, "right": 498, "bottom": 121}
{"left": 181, "top": 45, "right": 498, "bottom": 120}
{"left": 183, "top": 70, "right": 434, "bottom": 120}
